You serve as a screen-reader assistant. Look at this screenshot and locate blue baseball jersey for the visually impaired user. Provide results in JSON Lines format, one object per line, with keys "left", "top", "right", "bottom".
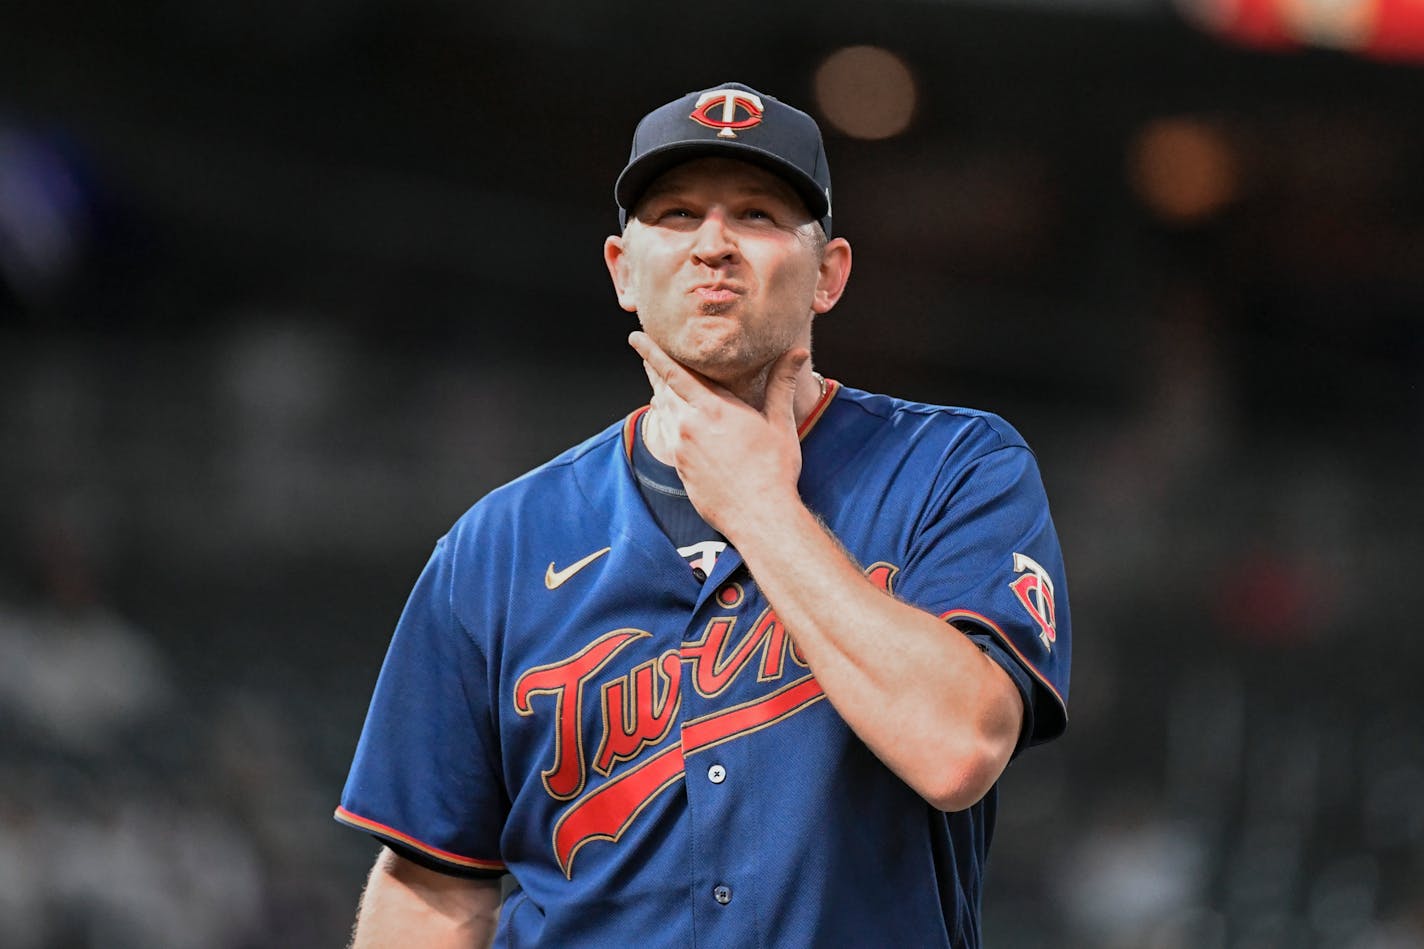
{"left": 337, "top": 380, "right": 1071, "bottom": 948}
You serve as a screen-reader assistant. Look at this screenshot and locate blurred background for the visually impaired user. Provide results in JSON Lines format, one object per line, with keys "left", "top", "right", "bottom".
{"left": 2, "top": 0, "right": 1423, "bottom": 946}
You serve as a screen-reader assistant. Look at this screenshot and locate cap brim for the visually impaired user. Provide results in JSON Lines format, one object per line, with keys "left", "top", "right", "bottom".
{"left": 615, "top": 140, "right": 830, "bottom": 227}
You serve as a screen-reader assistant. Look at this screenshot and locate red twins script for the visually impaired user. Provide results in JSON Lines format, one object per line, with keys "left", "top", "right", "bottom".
{"left": 514, "top": 561, "right": 899, "bottom": 877}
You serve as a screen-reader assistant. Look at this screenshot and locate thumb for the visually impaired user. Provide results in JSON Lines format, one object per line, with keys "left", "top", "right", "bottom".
{"left": 766, "top": 347, "right": 811, "bottom": 422}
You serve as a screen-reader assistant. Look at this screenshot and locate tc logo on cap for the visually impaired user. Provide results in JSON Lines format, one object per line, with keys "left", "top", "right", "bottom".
{"left": 689, "top": 89, "right": 764, "bottom": 139}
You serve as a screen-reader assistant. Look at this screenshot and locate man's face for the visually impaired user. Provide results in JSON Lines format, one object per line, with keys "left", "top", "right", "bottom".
{"left": 605, "top": 157, "right": 839, "bottom": 385}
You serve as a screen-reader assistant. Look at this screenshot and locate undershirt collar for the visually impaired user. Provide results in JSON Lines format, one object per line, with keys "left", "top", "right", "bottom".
{"left": 630, "top": 416, "right": 725, "bottom": 579}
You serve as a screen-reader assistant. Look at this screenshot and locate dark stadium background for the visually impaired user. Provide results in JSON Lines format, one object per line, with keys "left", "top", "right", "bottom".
{"left": 2, "top": 2, "right": 1422, "bottom": 946}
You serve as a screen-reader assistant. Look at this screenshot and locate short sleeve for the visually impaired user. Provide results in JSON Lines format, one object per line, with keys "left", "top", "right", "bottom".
{"left": 335, "top": 537, "right": 509, "bottom": 876}
{"left": 895, "top": 440, "right": 1071, "bottom": 747}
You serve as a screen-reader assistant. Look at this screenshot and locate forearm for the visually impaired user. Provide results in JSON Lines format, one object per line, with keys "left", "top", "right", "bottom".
{"left": 729, "top": 500, "right": 1023, "bottom": 812}
{"left": 626, "top": 334, "right": 1024, "bottom": 808}
{"left": 350, "top": 848, "right": 501, "bottom": 949}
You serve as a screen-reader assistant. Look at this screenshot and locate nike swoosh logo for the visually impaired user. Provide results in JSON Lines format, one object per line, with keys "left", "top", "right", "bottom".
{"left": 545, "top": 547, "right": 611, "bottom": 590}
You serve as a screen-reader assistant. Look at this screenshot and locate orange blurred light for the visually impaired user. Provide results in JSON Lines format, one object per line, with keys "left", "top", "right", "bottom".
{"left": 1128, "top": 118, "right": 1241, "bottom": 225}
{"left": 813, "top": 46, "right": 917, "bottom": 141}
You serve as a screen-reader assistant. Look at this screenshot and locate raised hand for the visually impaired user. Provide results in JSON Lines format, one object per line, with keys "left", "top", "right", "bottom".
{"left": 629, "top": 330, "right": 810, "bottom": 541}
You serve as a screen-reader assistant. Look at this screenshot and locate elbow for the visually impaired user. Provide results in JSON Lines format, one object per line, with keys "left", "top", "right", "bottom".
{"left": 922, "top": 755, "right": 1004, "bottom": 813}
{"left": 922, "top": 664, "right": 1025, "bottom": 812}
{"left": 920, "top": 723, "right": 1019, "bottom": 813}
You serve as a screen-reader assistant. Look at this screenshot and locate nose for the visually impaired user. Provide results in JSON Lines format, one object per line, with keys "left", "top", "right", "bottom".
{"left": 691, "top": 209, "right": 738, "bottom": 266}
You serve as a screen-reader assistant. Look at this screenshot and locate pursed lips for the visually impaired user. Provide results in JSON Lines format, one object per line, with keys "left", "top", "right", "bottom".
{"left": 690, "top": 283, "right": 742, "bottom": 304}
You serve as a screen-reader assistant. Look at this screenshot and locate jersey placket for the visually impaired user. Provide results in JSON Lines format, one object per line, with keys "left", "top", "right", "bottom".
{"left": 679, "top": 560, "right": 765, "bottom": 948}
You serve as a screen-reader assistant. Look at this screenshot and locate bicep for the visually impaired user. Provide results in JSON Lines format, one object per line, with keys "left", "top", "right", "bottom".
{"left": 903, "top": 443, "right": 1071, "bottom": 746}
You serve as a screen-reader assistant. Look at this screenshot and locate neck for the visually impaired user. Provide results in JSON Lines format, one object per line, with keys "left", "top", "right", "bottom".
{"left": 642, "top": 364, "right": 826, "bottom": 467}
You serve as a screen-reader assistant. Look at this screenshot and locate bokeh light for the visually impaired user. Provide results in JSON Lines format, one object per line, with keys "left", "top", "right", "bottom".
{"left": 813, "top": 45, "right": 917, "bottom": 141}
{"left": 1128, "top": 117, "right": 1241, "bottom": 225}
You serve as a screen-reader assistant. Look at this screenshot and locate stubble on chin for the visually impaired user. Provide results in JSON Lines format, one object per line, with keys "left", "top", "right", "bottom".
{"left": 671, "top": 341, "right": 778, "bottom": 410}
{"left": 646, "top": 305, "right": 783, "bottom": 405}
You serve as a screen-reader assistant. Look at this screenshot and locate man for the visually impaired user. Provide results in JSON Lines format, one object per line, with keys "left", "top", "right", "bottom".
{"left": 336, "top": 81, "right": 1071, "bottom": 948}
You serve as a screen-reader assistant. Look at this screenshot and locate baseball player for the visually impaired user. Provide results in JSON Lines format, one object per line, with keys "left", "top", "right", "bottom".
{"left": 336, "top": 81, "right": 1071, "bottom": 948}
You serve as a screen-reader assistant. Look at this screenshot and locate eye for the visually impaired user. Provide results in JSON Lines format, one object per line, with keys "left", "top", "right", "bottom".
{"left": 657, "top": 207, "right": 698, "bottom": 224}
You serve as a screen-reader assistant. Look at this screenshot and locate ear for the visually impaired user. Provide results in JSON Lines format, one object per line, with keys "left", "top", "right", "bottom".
{"left": 604, "top": 234, "right": 639, "bottom": 313}
{"left": 812, "top": 237, "right": 852, "bottom": 315}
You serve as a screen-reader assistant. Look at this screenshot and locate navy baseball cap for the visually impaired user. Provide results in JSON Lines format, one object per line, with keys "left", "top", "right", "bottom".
{"left": 615, "top": 81, "right": 833, "bottom": 237}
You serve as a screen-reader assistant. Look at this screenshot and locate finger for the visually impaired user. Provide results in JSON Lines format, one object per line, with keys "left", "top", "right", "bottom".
{"left": 764, "top": 347, "right": 811, "bottom": 423}
{"left": 628, "top": 330, "right": 671, "bottom": 374}
{"left": 642, "top": 360, "right": 688, "bottom": 416}
{"left": 628, "top": 332, "right": 718, "bottom": 404}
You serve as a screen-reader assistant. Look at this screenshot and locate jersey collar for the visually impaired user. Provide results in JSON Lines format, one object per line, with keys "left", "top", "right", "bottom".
{"left": 622, "top": 378, "right": 840, "bottom": 464}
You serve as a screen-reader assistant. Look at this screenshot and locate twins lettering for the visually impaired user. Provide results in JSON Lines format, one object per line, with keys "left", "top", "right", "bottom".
{"left": 514, "top": 561, "right": 899, "bottom": 876}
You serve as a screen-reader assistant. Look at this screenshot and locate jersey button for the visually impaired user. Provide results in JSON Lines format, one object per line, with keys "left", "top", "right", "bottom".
{"left": 707, "top": 764, "right": 726, "bottom": 784}
{"left": 713, "top": 884, "right": 732, "bottom": 905}
{"left": 692, "top": 567, "right": 708, "bottom": 583}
